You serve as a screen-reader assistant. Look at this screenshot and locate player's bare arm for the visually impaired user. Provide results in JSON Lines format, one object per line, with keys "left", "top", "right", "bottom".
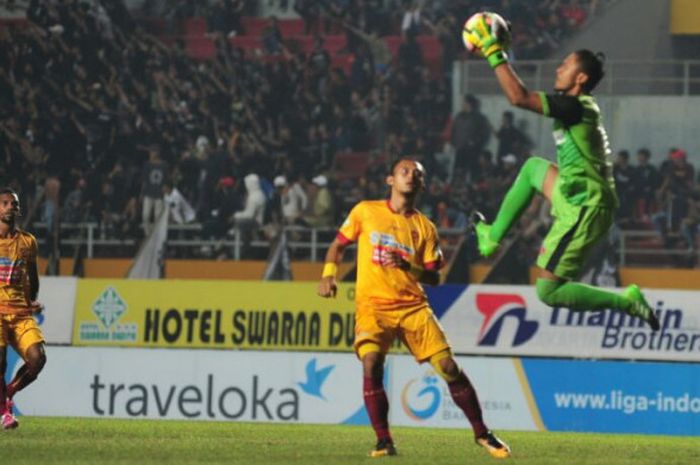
{"left": 493, "top": 64, "right": 544, "bottom": 114}
{"left": 27, "top": 258, "right": 43, "bottom": 314}
{"left": 463, "top": 12, "right": 542, "bottom": 114}
{"left": 317, "top": 237, "right": 347, "bottom": 298}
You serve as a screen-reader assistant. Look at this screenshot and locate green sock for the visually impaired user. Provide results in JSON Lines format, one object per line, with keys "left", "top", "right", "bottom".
{"left": 489, "top": 157, "right": 551, "bottom": 243}
{"left": 536, "top": 278, "right": 630, "bottom": 311}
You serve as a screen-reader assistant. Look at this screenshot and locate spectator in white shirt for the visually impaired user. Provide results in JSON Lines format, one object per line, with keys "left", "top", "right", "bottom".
{"left": 274, "top": 175, "right": 309, "bottom": 225}
{"left": 163, "top": 182, "right": 196, "bottom": 224}
{"left": 233, "top": 173, "right": 267, "bottom": 227}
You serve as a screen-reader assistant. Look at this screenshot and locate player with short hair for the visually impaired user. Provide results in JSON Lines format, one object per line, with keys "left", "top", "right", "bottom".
{"left": 317, "top": 159, "right": 510, "bottom": 459}
{"left": 467, "top": 16, "right": 659, "bottom": 330}
{"left": 0, "top": 187, "right": 46, "bottom": 429}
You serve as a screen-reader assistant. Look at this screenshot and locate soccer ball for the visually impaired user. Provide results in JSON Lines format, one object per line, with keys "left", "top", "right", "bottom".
{"left": 462, "top": 12, "right": 511, "bottom": 55}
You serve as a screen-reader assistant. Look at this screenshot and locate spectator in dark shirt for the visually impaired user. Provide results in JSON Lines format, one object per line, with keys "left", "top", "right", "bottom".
{"left": 207, "top": 0, "right": 242, "bottom": 36}
{"left": 262, "top": 16, "right": 283, "bottom": 55}
{"left": 62, "top": 178, "right": 87, "bottom": 224}
{"left": 680, "top": 188, "right": 700, "bottom": 253}
{"left": 397, "top": 29, "right": 423, "bottom": 75}
{"left": 495, "top": 111, "right": 527, "bottom": 163}
{"left": 652, "top": 149, "right": 696, "bottom": 246}
{"left": 613, "top": 150, "right": 635, "bottom": 226}
{"left": 631, "top": 148, "right": 660, "bottom": 222}
{"left": 200, "top": 175, "right": 239, "bottom": 256}
{"left": 141, "top": 146, "right": 169, "bottom": 235}
{"left": 295, "top": 0, "right": 321, "bottom": 36}
{"left": 450, "top": 94, "right": 492, "bottom": 182}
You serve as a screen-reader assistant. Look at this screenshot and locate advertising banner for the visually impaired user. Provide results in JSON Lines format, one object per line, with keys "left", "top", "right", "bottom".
{"left": 38, "top": 276, "right": 77, "bottom": 344}
{"left": 14, "top": 347, "right": 534, "bottom": 432}
{"left": 521, "top": 358, "right": 700, "bottom": 436}
{"left": 387, "top": 356, "right": 539, "bottom": 431}
{"left": 11, "top": 347, "right": 697, "bottom": 435}
{"left": 439, "top": 285, "right": 700, "bottom": 362}
{"left": 72, "top": 280, "right": 363, "bottom": 351}
{"left": 15, "top": 347, "right": 362, "bottom": 423}
{"left": 70, "top": 280, "right": 700, "bottom": 360}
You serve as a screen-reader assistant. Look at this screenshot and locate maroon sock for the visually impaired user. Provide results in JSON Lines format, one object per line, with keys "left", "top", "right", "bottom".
{"left": 448, "top": 371, "right": 487, "bottom": 438}
{"left": 363, "top": 377, "right": 391, "bottom": 442}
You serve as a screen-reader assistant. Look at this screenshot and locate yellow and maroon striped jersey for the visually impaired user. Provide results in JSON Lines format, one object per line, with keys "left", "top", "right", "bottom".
{"left": 0, "top": 230, "right": 37, "bottom": 314}
{"left": 337, "top": 200, "right": 443, "bottom": 310}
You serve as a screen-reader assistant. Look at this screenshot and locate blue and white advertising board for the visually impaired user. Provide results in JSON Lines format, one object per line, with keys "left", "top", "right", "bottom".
{"left": 434, "top": 285, "right": 700, "bottom": 362}
{"left": 9, "top": 347, "right": 700, "bottom": 435}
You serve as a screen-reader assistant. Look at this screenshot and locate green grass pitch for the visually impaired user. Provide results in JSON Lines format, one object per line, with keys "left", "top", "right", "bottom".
{"left": 0, "top": 418, "right": 697, "bottom": 465}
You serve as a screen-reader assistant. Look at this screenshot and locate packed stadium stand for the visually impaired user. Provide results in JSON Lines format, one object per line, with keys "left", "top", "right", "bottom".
{"left": 0, "top": 0, "right": 698, "bottom": 278}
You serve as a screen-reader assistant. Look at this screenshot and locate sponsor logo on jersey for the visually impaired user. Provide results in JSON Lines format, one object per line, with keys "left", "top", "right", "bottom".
{"left": 0, "top": 257, "right": 23, "bottom": 285}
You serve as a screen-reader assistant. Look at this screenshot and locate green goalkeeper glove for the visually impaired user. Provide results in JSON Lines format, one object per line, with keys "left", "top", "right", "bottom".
{"left": 472, "top": 15, "right": 509, "bottom": 69}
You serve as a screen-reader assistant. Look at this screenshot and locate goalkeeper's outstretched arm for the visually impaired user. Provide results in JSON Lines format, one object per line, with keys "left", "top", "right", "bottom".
{"left": 492, "top": 63, "right": 544, "bottom": 115}
{"left": 467, "top": 12, "right": 544, "bottom": 115}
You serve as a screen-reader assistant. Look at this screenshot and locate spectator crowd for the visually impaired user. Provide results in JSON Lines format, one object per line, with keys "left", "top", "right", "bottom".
{"left": 613, "top": 147, "right": 700, "bottom": 255}
{"left": 6, "top": 0, "right": 690, "bottom": 265}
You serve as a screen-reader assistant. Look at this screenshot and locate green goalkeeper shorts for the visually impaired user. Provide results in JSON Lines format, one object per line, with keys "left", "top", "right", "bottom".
{"left": 536, "top": 178, "right": 614, "bottom": 280}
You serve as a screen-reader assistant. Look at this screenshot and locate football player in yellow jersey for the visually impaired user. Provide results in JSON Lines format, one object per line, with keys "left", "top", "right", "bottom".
{"left": 0, "top": 187, "right": 46, "bottom": 430}
{"left": 317, "top": 160, "right": 510, "bottom": 459}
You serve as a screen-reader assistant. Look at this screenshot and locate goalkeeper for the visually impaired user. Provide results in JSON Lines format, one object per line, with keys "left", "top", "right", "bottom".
{"left": 467, "top": 15, "right": 660, "bottom": 330}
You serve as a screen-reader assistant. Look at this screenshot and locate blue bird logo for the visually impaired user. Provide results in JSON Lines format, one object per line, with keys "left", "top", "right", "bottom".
{"left": 298, "top": 358, "right": 334, "bottom": 400}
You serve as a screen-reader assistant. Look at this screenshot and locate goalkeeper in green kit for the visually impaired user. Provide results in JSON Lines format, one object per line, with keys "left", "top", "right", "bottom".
{"left": 467, "top": 13, "right": 660, "bottom": 331}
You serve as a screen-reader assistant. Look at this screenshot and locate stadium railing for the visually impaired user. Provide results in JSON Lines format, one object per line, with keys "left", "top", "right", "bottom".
{"left": 31, "top": 223, "right": 465, "bottom": 262}
{"left": 31, "top": 222, "right": 698, "bottom": 266}
{"left": 455, "top": 60, "right": 700, "bottom": 95}
{"left": 617, "top": 229, "right": 699, "bottom": 266}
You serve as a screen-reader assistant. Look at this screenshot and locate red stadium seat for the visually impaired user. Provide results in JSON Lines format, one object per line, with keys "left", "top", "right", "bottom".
{"left": 185, "top": 37, "right": 216, "bottom": 60}
{"left": 334, "top": 152, "right": 370, "bottom": 180}
{"left": 184, "top": 17, "right": 207, "bottom": 36}
{"left": 382, "top": 35, "right": 443, "bottom": 76}
{"left": 323, "top": 35, "right": 347, "bottom": 54}
{"left": 241, "top": 17, "right": 269, "bottom": 36}
{"left": 286, "top": 36, "right": 313, "bottom": 54}
{"left": 383, "top": 36, "right": 403, "bottom": 55}
{"left": 230, "top": 36, "right": 263, "bottom": 51}
{"left": 416, "top": 35, "right": 440, "bottom": 56}
{"left": 278, "top": 19, "right": 304, "bottom": 38}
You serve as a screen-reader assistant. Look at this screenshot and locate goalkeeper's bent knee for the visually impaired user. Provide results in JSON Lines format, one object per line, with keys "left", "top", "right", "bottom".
{"left": 429, "top": 350, "right": 460, "bottom": 383}
{"left": 520, "top": 156, "right": 552, "bottom": 193}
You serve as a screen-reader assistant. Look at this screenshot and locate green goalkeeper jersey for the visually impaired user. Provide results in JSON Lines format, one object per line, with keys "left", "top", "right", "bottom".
{"left": 539, "top": 92, "right": 619, "bottom": 208}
